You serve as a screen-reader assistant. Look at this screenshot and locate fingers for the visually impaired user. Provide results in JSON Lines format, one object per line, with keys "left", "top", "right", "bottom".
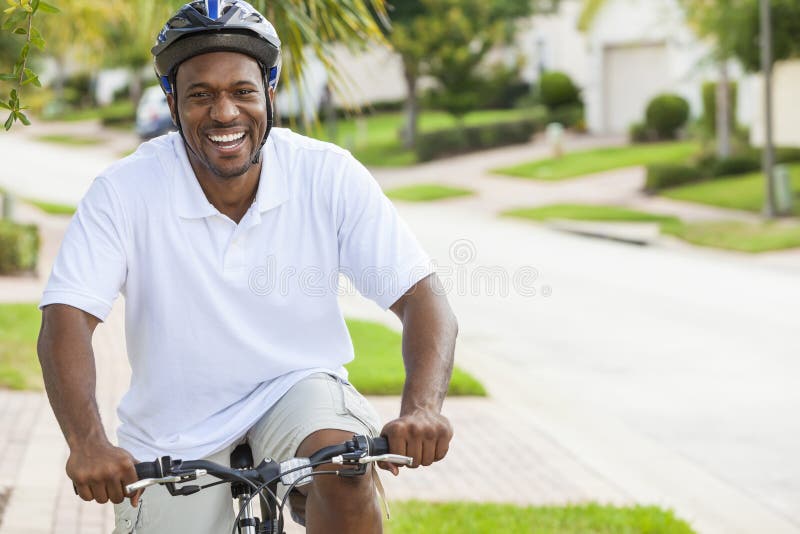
{"left": 381, "top": 411, "right": 453, "bottom": 471}
{"left": 130, "top": 489, "right": 144, "bottom": 508}
{"left": 67, "top": 445, "right": 138, "bottom": 505}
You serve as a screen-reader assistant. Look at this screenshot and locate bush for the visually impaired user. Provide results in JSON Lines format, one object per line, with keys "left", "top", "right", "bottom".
{"left": 546, "top": 103, "right": 583, "bottom": 129}
{"left": 415, "top": 118, "right": 541, "bottom": 162}
{"left": 645, "top": 94, "right": 690, "bottom": 140}
{"left": 0, "top": 220, "right": 39, "bottom": 274}
{"left": 775, "top": 147, "right": 800, "bottom": 164}
{"left": 701, "top": 81, "right": 738, "bottom": 136}
{"left": 629, "top": 122, "right": 659, "bottom": 143}
{"left": 478, "top": 63, "right": 531, "bottom": 110}
{"left": 711, "top": 154, "right": 760, "bottom": 177}
{"left": 539, "top": 71, "right": 581, "bottom": 110}
{"left": 645, "top": 164, "right": 704, "bottom": 192}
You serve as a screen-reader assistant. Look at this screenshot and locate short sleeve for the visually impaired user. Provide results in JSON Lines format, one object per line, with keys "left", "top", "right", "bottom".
{"left": 39, "top": 177, "right": 128, "bottom": 321}
{"left": 335, "top": 155, "right": 433, "bottom": 309}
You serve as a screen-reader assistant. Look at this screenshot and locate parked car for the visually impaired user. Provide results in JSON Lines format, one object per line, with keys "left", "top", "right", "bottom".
{"left": 136, "top": 85, "right": 175, "bottom": 139}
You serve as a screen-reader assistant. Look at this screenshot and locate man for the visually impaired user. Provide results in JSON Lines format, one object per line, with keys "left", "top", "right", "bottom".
{"left": 36, "top": 1, "right": 457, "bottom": 532}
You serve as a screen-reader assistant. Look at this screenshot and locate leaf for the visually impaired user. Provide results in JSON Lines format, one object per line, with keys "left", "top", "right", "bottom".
{"left": 0, "top": 101, "right": 10, "bottom": 110}
{"left": 30, "top": 0, "right": 38, "bottom": 11}
{"left": 4, "top": 113, "right": 15, "bottom": 131}
{"left": 38, "top": 0, "right": 57, "bottom": 13}
{"left": 0, "top": 73, "right": 16, "bottom": 81}
{"left": 3, "top": 5, "right": 16, "bottom": 13}
{"left": 13, "top": 26, "right": 26, "bottom": 34}
{"left": 17, "top": 111, "right": 30, "bottom": 125}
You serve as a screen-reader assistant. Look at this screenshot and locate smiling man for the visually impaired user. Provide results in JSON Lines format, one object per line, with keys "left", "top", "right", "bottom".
{"left": 36, "top": 1, "right": 458, "bottom": 533}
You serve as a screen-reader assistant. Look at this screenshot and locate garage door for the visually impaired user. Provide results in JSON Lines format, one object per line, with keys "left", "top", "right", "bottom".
{"left": 603, "top": 42, "right": 670, "bottom": 134}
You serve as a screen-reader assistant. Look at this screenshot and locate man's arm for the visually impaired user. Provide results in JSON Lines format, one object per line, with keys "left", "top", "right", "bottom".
{"left": 38, "top": 304, "right": 139, "bottom": 505}
{"left": 381, "top": 273, "right": 458, "bottom": 472}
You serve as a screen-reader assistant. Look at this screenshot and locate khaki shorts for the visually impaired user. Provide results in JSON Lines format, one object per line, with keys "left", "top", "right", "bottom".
{"left": 113, "top": 372, "right": 381, "bottom": 533}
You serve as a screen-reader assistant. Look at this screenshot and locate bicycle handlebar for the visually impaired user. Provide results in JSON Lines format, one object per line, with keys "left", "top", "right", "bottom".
{"left": 126, "top": 434, "right": 410, "bottom": 496}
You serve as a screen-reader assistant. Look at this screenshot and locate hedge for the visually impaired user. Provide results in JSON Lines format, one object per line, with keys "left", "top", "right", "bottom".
{"left": 645, "top": 164, "right": 704, "bottom": 192}
{"left": 0, "top": 221, "right": 40, "bottom": 274}
{"left": 414, "top": 118, "right": 540, "bottom": 162}
{"left": 646, "top": 146, "right": 800, "bottom": 192}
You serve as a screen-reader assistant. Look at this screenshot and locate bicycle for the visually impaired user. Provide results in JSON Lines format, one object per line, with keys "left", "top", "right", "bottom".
{"left": 126, "top": 434, "right": 413, "bottom": 534}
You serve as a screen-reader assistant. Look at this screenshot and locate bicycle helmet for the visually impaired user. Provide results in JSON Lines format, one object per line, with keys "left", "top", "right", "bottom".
{"left": 152, "top": 0, "right": 282, "bottom": 162}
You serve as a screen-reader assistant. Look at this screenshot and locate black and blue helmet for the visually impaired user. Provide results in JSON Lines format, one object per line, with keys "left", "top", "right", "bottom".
{"left": 152, "top": 0, "right": 282, "bottom": 95}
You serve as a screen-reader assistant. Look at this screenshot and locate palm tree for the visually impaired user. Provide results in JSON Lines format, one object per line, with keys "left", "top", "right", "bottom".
{"left": 251, "top": 0, "right": 389, "bottom": 122}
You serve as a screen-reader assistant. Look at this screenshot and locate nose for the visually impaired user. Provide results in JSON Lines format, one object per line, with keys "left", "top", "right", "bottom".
{"left": 210, "top": 93, "right": 239, "bottom": 123}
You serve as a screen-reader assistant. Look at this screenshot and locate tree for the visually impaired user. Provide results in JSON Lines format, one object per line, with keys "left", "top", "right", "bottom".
{"left": 386, "top": 0, "right": 535, "bottom": 147}
{"left": 251, "top": 0, "right": 389, "bottom": 124}
{"left": 0, "top": 0, "right": 58, "bottom": 130}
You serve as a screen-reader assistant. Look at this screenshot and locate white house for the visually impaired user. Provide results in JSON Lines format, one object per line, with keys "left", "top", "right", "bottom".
{"left": 578, "top": 0, "right": 717, "bottom": 135}
{"left": 750, "top": 59, "right": 800, "bottom": 148}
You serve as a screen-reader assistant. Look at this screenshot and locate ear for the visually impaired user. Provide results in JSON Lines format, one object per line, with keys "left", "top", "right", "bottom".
{"left": 166, "top": 93, "right": 177, "bottom": 126}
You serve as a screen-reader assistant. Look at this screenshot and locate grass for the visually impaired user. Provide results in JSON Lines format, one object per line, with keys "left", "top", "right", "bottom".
{"left": 385, "top": 501, "right": 696, "bottom": 534}
{"left": 305, "top": 108, "right": 544, "bottom": 167}
{"left": 26, "top": 199, "right": 76, "bottom": 216}
{"left": 386, "top": 184, "right": 474, "bottom": 202}
{"left": 0, "top": 303, "right": 42, "bottom": 390}
{"left": 504, "top": 203, "right": 800, "bottom": 253}
{"left": 661, "top": 164, "right": 800, "bottom": 216}
{"left": 345, "top": 319, "right": 486, "bottom": 396}
{"left": 35, "top": 134, "right": 105, "bottom": 146}
{"left": 667, "top": 220, "right": 800, "bottom": 253}
{"left": 494, "top": 141, "right": 698, "bottom": 181}
{"left": 45, "top": 100, "right": 135, "bottom": 124}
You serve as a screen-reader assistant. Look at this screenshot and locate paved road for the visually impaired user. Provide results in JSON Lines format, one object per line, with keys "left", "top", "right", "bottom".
{"left": 2, "top": 130, "right": 799, "bottom": 533}
{"left": 349, "top": 198, "right": 800, "bottom": 533}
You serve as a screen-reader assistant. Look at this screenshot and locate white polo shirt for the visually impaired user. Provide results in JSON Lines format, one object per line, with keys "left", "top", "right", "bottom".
{"left": 40, "top": 129, "right": 432, "bottom": 461}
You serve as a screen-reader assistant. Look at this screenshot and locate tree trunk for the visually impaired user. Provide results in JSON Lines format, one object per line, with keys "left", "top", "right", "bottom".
{"left": 715, "top": 60, "right": 731, "bottom": 158}
{"left": 129, "top": 70, "right": 143, "bottom": 108}
{"left": 402, "top": 67, "right": 419, "bottom": 149}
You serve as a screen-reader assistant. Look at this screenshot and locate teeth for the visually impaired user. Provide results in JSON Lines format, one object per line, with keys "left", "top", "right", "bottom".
{"left": 208, "top": 132, "right": 245, "bottom": 143}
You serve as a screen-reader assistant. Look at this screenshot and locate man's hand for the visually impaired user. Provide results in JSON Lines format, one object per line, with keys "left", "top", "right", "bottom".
{"left": 379, "top": 410, "right": 453, "bottom": 475}
{"left": 67, "top": 439, "right": 140, "bottom": 506}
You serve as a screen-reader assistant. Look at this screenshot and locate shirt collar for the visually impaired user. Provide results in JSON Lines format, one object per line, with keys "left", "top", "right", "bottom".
{"left": 172, "top": 134, "right": 290, "bottom": 219}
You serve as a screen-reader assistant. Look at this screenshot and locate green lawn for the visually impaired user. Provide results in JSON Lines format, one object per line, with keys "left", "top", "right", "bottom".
{"left": 504, "top": 203, "right": 800, "bottom": 253}
{"left": 386, "top": 184, "right": 474, "bottom": 202}
{"left": 386, "top": 501, "right": 696, "bottom": 534}
{"left": 27, "top": 199, "right": 76, "bottom": 216}
{"left": 494, "top": 141, "right": 698, "bottom": 181}
{"left": 44, "top": 100, "right": 135, "bottom": 123}
{"left": 306, "top": 108, "right": 543, "bottom": 167}
{"left": 346, "top": 319, "right": 486, "bottom": 396}
{"left": 0, "top": 303, "right": 42, "bottom": 390}
{"left": 35, "top": 134, "right": 105, "bottom": 146}
{"left": 667, "top": 220, "right": 800, "bottom": 253}
{"left": 661, "top": 164, "right": 800, "bottom": 216}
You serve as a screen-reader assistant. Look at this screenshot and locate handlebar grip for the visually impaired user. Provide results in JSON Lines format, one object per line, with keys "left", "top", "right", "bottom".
{"left": 369, "top": 436, "right": 389, "bottom": 455}
{"left": 135, "top": 461, "right": 161, "bottom": 480}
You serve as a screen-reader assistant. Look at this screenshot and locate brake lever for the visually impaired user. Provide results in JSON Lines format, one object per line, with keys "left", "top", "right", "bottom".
{"left": 124, "top": 469, "right": 207, "bottom": 494}
{"left": 360, "top": 453, "right": 414, "bottom": 466}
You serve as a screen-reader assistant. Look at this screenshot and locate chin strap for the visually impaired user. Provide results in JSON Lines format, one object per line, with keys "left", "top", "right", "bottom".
{"left": 251, "top": 93, "right": 272, "bottom": 165}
